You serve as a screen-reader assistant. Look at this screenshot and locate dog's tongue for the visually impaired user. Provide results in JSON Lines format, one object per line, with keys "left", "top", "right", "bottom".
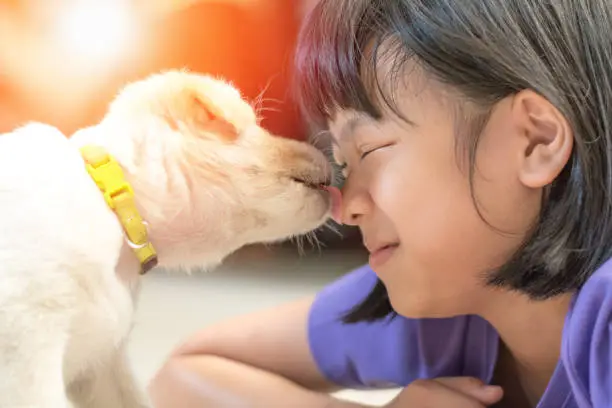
{"left": 322, "top": 185, "right": 343, "bottom": 224}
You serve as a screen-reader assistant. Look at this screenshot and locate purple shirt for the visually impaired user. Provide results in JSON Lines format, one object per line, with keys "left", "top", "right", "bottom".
{"left": 308, "top": 260, "right": 612, "bottom": 407}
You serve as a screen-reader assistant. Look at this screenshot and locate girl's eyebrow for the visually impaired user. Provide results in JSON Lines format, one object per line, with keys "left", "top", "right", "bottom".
{"left": 329, "top": 116, "right": 372, "bottom": 168}
{"left": 332, "top": 112, "right": 414, "bottom": 148}
{"left": 335, "top": 116, "right": 369, "bottom": 145}
{"left": 329, "top": 115, "right": 371, "bottom": 152}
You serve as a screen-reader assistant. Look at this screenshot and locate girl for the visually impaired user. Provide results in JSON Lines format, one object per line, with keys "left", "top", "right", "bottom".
{"left": 149, "top": 1, "right": 612, "bottom": 407}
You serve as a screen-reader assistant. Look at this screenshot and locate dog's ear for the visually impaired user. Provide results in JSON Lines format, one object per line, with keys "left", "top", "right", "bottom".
{"left": 165, "top": 89, "right": 239, "bottom": 142}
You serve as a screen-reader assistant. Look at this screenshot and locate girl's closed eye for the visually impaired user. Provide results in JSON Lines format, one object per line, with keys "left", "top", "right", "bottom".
{"left": 359, "top": 143, "right": 395, "bottom": 161}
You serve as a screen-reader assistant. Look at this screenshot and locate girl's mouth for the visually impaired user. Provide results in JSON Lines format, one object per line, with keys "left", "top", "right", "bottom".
{"left": 369, "top": 244, "right": 399, "bottom": 269}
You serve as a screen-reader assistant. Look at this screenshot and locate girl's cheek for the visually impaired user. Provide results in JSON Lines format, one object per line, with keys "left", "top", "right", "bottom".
{"left": 369, "top": 155, "right": 408, "bottom": 209}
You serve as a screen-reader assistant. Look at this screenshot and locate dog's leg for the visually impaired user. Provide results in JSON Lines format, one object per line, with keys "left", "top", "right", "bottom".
{"left": 0, "top": 322, "right": 71, "bottom": 408}
{"left": 72, "top": 343, "right": 150, "bottom": 408}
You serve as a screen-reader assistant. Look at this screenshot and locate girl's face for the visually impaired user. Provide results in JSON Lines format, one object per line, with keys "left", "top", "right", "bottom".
{"left": 328, "top": 67, "right": 572, "bottom": 318}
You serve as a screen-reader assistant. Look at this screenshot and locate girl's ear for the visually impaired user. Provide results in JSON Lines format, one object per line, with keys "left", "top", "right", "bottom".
{"left": 512, "top": 90, "right": 573, "bottom": 188}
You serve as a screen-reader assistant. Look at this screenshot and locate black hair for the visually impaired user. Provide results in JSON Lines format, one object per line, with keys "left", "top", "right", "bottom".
{"left": 294, "top": 0, "right": 612, "bottom": 323}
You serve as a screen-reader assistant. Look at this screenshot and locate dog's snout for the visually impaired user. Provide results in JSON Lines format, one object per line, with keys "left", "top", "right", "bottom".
{"left": 269, "top": 136, "right": 333, "bottom": 185}
{"left": 300, "top": 148, "right": 333, "bottom": 185}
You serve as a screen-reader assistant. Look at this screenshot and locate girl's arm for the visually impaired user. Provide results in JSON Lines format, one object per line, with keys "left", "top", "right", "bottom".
{"left": 148, "top": 296, "right": 356, "bottom": 407}
{"left": 148, "top": 265, "right": 475, "bottom": 407}
{"left": 149, "top": 353, "right": 367, "bottom": 407}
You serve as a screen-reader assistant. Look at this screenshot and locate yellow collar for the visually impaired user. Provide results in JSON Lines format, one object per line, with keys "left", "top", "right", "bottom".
{"left": 80, "top": 145, "right": 158, "bottom": 275}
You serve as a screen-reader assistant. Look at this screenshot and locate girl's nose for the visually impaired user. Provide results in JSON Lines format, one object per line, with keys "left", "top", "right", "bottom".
{"left": 339, "top": 180, "right": 370, "bottom": 226}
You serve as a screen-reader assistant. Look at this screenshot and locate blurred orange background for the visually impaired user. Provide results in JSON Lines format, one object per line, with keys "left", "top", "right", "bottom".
{"left": 0, "top": 0, "right": 319, "bottom": 139}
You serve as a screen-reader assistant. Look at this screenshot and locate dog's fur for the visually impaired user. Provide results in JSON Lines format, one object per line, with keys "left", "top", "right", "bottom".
{"left": 0, "top": 71, "right": 333, "bottom": 407}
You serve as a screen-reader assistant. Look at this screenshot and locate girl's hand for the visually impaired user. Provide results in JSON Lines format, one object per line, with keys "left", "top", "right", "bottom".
{"left": 386, "top": 377, "right": 504, "bottom": 408}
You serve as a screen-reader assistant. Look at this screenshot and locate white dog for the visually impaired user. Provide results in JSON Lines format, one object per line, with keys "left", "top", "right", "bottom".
{"left": 0, "top": 70, "right": 341, "bottom": 408}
